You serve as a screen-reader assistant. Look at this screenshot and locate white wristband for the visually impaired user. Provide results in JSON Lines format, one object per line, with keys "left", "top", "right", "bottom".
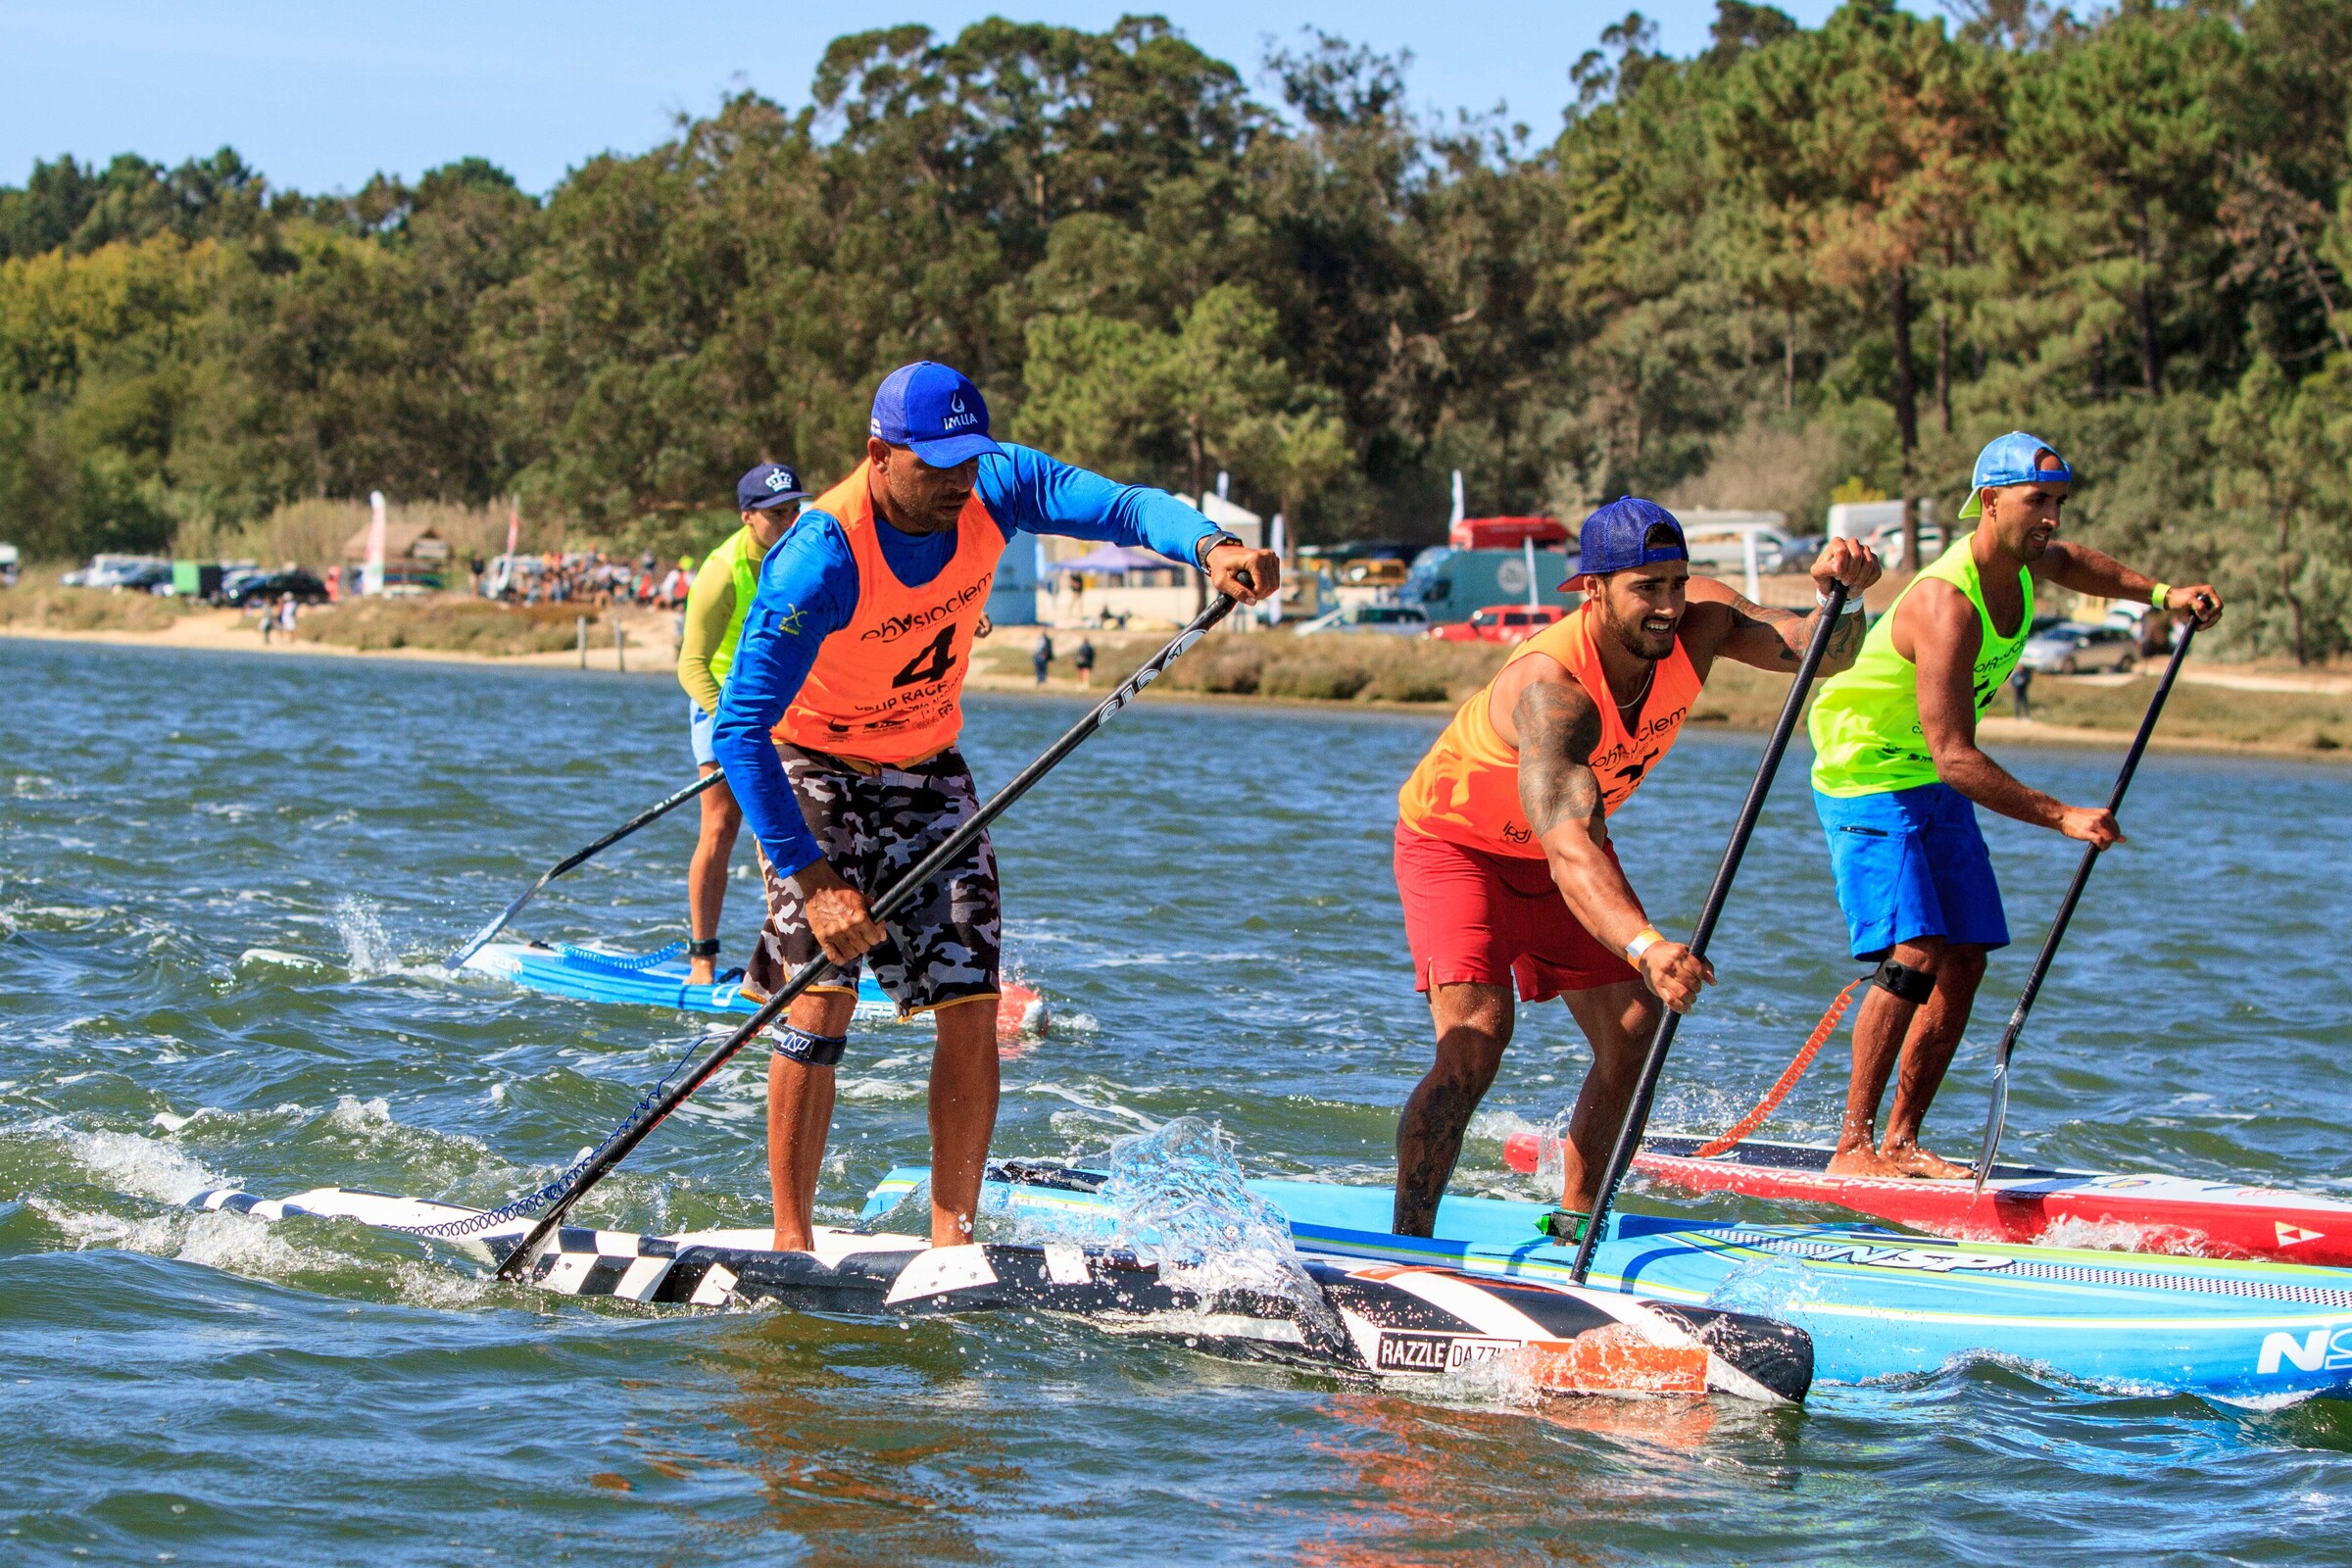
{"left": 1624, "top": 926, "right": 1666, "bottom": 963}
{"left": 1818, "top": 587, "right": 1866, "bottom": 614}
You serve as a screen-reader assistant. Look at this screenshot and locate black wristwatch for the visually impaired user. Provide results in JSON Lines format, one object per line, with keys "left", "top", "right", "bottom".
{"left": 1196, "top": 531, "right": 1244, "bottom": 568}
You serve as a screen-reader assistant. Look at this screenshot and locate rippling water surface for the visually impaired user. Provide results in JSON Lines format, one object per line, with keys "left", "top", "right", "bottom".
{"left": 6, "top": 637, "right": 2352, "bottom": 1565}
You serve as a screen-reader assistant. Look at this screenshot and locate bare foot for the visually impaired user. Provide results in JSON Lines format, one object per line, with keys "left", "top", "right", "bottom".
{"left": 688, "top": 960, "right": 716, "bottom": 987}
{"left": 1881, "top": 1142, "right": 1972, "bottom": 1181}
{"left": 771, "top": 1226, "right": 813, "bottom": 1252}
{"left": 1825, "top": 1145, "right": 1909, "bottom": 1179}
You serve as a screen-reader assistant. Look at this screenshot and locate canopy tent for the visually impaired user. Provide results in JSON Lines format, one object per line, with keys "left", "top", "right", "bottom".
{"left": 1043, "top": 543, "right": 1183, "bottom": 575}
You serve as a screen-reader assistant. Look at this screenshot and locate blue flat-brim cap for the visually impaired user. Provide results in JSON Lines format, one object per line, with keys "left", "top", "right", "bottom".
{"left": 1959, "top": 431, "right": 2072, "bottom": 517}
{"left": 871, "top": 361, "right": 1005, "bottom": 468}
{"left": 737, "top": 462, "right": 809, "bottom": 511}
{"left": 1562, "top": 496, "right": 1689, "bottom": 587}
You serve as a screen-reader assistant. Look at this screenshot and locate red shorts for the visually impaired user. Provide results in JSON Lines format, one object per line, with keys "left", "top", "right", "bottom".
{"left": 1394, "top": 822, "right": 1639, "bottom": 1002}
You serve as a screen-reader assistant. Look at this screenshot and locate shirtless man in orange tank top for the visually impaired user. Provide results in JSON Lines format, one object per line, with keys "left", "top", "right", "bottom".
{"left": 1391, "top": 498, "right": 1880, "bottom": 1238}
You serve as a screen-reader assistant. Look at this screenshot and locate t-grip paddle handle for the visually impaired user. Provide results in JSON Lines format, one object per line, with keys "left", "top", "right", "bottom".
{"left": 492, "top": 593, "right": 1241, "bottom": 1280}
{"left": 1569, "top": 581, "right": 1849, "bottom": 1284}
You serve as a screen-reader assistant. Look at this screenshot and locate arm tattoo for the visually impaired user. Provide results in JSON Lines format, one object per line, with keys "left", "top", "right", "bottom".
{"left": 1728, "top": 594, "right": 1804, "bottom": 666}
{"left": 1515, "top": 679, "right": 1605, "bottom": 837}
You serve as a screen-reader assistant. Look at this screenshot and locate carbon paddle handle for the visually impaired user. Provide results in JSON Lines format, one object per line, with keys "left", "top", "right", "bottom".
{"left": 448, "top": 769, "right": 729, "bottom": 966}
{"left": 1571, "top": 581, "right": 1849, "bottom": 1283}
{"left": 1975, "top": 619, "right": 2197, "bottom": 1190}
{"left": 494, "top": 593, "right": 1242, "bottom": 1279}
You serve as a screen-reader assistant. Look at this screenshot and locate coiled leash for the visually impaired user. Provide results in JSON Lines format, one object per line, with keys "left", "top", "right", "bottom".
{"left": 1690, "top": 976, "right": 1867, "bottom": 1158}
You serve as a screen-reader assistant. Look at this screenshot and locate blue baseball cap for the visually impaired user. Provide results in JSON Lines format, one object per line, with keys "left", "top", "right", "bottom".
{"left": 1958, "top": 431, "right": 2073, "bottom": 518}
{"left": 870, "top": 361, "right": 1004, "bottom": 468}
{"left": 1561, "top": 497, "right": 1690, "bottom": 587}
{"left": 736, "top": 462, "right": 808, "bottom": 512}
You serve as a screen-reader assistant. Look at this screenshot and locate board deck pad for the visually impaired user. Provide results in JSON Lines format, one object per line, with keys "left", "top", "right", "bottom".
{"left": 462, "top": 940, "right": 1049, "bottom": 1042}
{"left": 182, "top": 1184, "right": 1812, "bottom": 1403}
{"left": 896, "top": 1160, "right": 2352, "bottom": 1403}
{"left": 1499, "top": 1132, "right": 2352, "bottom": 1268}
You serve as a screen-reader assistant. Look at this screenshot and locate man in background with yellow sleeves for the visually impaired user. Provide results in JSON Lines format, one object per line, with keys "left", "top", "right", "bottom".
{"left": 675, "top": 462, "right": 809, "bottom": 985}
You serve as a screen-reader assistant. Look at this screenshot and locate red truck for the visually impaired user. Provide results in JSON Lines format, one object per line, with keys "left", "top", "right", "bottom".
{"left": 1425, "top": 604, "right": 1568, "bottom": 644}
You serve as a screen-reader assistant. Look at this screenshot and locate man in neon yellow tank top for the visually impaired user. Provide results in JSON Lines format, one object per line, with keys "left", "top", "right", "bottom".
{"left": 673, "top": 462, "right": 809, "bottom": 985}
{"left": 1809, "top": 432, "right": 2224, "bottom": 1179}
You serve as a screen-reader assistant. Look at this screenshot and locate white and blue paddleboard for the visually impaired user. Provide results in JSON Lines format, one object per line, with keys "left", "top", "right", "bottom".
{"left": 463, "top": 940, "right": 1049, "bottom": 1038}
{"left": 182, "top": 1184, "right": 1810, "bottom": 1402}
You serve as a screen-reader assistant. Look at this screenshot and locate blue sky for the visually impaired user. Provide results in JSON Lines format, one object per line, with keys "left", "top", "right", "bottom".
{"left": 2, "top": 1, "right": 1902, "bottom": 196}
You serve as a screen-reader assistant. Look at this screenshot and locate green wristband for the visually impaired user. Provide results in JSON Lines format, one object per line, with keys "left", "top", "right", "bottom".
{"left": 2149, "top": 581, "right": 2172, "bottom": 611}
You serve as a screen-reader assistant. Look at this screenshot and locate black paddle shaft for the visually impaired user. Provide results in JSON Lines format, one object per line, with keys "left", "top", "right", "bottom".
{"left": 448, "top": 769, "right": 729, "bottom": 967}
{"left": 494, "top": 592, "right": 1241, "bottom": 1280}
{"left": 1569, "top": 582, "right": 1851, "bottom": 1283}
{"left": 1975, "top": 618, "right": 2197, "bottom": 1188}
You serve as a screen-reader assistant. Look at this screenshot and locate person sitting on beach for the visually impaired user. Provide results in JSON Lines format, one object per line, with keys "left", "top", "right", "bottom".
{"left": 1807, "top": 432, "right": 2224, "bottom": 1179}
{"left": 1388, "top": 499, "right": 1881, "bottom": 1241}
{"left": 674, "top": 462, "right": 810, "bottom": 987}
{"left": 711, "top": 361, "right": 1277, "bottom": 1254}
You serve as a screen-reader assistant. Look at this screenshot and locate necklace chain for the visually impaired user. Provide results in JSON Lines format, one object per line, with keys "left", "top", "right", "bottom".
{"left": 1614, "top": 661, "right": 1656, "bottom": 716}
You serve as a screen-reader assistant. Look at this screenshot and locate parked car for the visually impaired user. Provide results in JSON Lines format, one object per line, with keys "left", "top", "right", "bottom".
{"left": 1294, "top": 603, "right": 1433, "bottom": 637}
{"left": 1426, "top": 604, "right": 1567, "bottom": 644}
{"left": 2020, "top": 621, "right": 2138, "bottom": 674}
{"left": 228, "top": 569, "right": 330, "bottom": 608}
{"left": 1757, "top": 534, "right": 1828, "bottom": 574}
{"left": 63, "top": 554, "right": 172, "bottom": 590}
{"left": 1861, "top": 521, "right": 1946, "bottom": 571}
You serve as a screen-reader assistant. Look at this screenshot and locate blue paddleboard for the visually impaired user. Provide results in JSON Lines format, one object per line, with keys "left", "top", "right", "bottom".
{"left": 865, "top": 1164, "right": 2352, "bottom": 1401}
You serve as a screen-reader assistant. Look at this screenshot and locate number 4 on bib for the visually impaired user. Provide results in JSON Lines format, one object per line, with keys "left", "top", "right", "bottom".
{"left": 892, "top": 625, "right": 957, "bottom": 689}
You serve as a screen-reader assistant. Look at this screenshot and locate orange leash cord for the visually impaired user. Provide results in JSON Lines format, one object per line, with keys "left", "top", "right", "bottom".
{"left": 1690, "top": 978, "right": 1865, "bottom": 1158}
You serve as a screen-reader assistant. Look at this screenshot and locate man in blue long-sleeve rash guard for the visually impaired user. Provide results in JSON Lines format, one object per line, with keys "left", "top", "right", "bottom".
{"left": 712, "top": 361, "right": 1280, "bottom": 1254}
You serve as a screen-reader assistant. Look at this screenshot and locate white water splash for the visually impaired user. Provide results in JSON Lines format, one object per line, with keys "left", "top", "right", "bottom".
{"left": 332, "top": 897, "right": 400, "bottom": 978}
{"left": 236, "top": 948, "right": 325, "bottom": 972}
{"left": 1096, "top": 1117, "right": 1337, "bottom": 1336}
{"left": 65, "top": 1127, "right": 225, "bottom": 1205}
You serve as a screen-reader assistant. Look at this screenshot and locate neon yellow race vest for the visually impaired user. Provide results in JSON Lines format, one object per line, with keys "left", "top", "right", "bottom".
{"left": 1809, "top": 532, "right": 2034, "bottom": 797}
{"left": 702, "top": 525, "right": 765, "bottom": 684}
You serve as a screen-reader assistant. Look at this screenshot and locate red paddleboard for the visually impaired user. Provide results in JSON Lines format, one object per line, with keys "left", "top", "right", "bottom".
{"left": 1501, "top": 1131, "right": 2352, "bottom": 1267}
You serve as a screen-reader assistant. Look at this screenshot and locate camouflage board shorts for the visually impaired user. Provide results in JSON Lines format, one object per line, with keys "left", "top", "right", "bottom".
{"left": 745, "top": 744, "right": 1001, "bottom": 1018}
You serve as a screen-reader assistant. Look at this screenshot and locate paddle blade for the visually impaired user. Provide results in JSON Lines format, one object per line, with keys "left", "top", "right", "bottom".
{"left": 447, "top": 886, "right": 537, "bottom": 968}
{"left": 1974, "top": 1058, "right": 2011, "bottom": 1197}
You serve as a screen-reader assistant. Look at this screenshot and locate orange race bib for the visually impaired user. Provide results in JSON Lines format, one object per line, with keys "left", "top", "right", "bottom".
{"left": 1396, "top": 603, "right": 1702, "bottom": 857}
{"left": 775, "top": 462, "right": 1006, "bottom": 763}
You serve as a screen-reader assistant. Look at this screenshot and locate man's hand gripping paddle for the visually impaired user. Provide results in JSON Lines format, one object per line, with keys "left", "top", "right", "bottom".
{"left": 447, "top": 770, "right": 729, "bottom": 968}
{"left": 488, "top": 592, "right": 1242, "bottom": 1281}
{"left": 1974, "top": 620, "right": 2197, "bottom": 1192}
{"left": 1568, "top": 583, "right": 1848, "bottom": 1284}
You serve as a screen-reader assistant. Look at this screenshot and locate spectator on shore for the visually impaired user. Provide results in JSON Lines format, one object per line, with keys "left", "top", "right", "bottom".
{"left": 277, "top": 594, "right": 298, "bottom": 641}
{"left": 1074, "top": 636, "right": 1095, "bottom": 688}
{"left": 1032, "top": 629, "right": 1054, "bottom": 685}
{"left": 2009, "top": 663, "right": 2033, "bottom": 720}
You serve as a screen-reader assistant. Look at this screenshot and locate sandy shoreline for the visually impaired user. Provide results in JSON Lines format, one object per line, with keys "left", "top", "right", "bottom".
{"left": 6, "top": 613, "right": 2345, "bottom": 764}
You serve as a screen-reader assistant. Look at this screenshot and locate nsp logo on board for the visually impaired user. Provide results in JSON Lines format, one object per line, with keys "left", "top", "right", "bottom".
{"left": 1374, "top": 1331, "right": 1515, "bottom": 1375}
{"left": 1799, "top": 1243, "right": 2017, "bottom": 1275}
{"left": 2257, "top": 1324, "right": 2352, "bottom": 1376}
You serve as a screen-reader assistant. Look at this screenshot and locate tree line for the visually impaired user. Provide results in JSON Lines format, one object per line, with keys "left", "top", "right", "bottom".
{"left": 2, "top": 1, "right": 2347, "bottom": 659}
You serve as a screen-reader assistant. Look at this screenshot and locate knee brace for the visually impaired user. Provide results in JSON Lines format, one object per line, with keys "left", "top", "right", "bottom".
{"left": 771, "top": 1023, "right": 848, "bottom": 1066}
{"left": 1870, "top": 956, "right": 1936, "bottom": 1004}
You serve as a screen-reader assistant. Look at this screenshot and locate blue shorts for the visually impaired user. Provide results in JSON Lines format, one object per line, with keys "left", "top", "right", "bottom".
{"left": 689, "top": 701, "right": 717, "bottom": 767}
{"left": 1814, "top": 783, "right": 2008, "bottom": 961}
